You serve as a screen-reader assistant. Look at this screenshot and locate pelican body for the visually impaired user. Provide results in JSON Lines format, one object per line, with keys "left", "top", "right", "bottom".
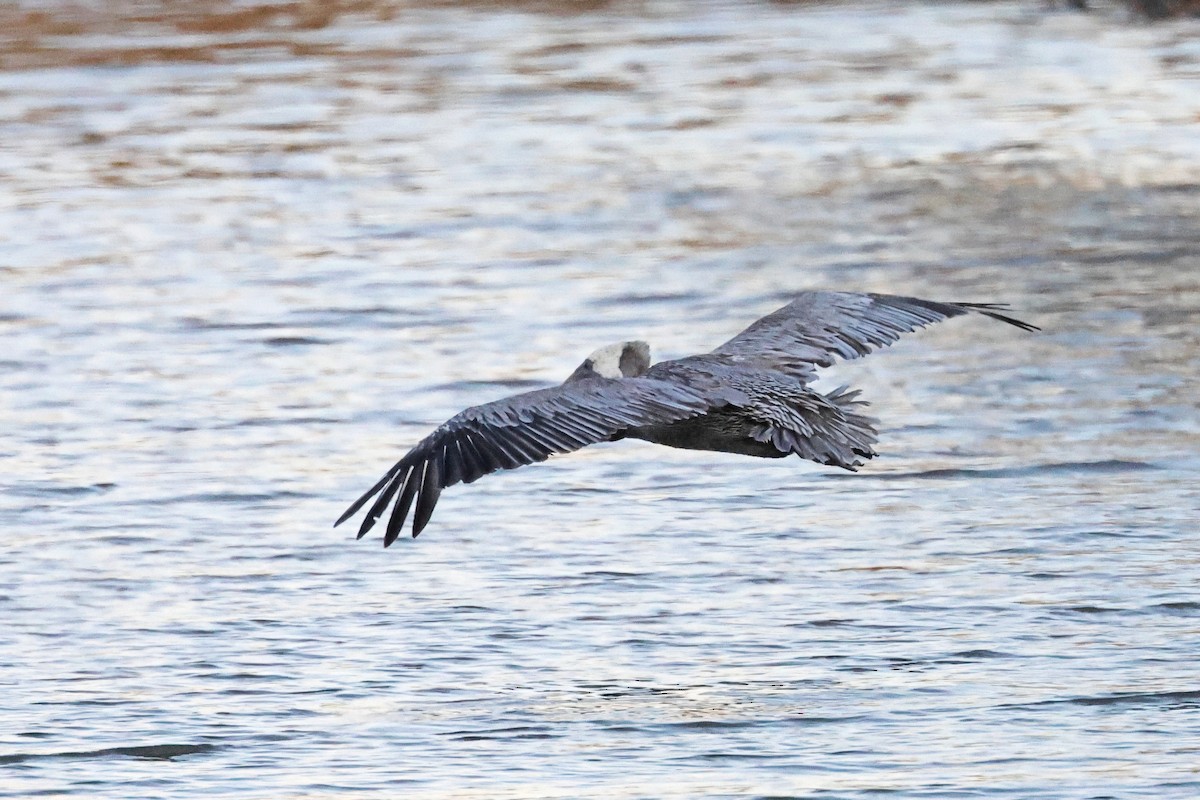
{"left": 336, "top": 291, "right": 1037, "bottom": 545}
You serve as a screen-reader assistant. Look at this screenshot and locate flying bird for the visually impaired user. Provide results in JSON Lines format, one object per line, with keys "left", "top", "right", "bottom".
{"left": 336, "top": 291, "right": 1037, "bottom": 545}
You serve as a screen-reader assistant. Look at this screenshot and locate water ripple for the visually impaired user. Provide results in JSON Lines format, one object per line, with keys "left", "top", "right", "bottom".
{"left": 0, "top": 744, "right": 218, "bottom": 764}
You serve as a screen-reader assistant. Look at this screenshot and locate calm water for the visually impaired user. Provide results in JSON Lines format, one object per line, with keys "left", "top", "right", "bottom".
{"left": 2, "top": 2, "right": 1199, "bottom": 798}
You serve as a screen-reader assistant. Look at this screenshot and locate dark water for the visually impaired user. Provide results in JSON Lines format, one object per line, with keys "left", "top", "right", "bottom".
{"left": 3, "top": 2, "right": 1199, "bottom": 798}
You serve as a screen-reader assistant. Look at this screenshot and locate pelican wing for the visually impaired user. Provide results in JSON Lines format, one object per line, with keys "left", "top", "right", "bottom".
{"left": 335, "top": 377, "right": 710, "bottom": 545}
{"left": 711, "top": 291, "right": 1038, "bottom": 381}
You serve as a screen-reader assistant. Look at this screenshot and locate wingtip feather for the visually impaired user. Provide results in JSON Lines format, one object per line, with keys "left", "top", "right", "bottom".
{"left": 954, "top": 302, "right": 1040, "bottom": 332}
{"left": 412, "top": 459, "right": 442, "bottom": 538}
{"left": 383, "top": 468, "right": 422, "bottom": 547}
{"left": 334, "top": 461, "right": 406, "bottom": 529}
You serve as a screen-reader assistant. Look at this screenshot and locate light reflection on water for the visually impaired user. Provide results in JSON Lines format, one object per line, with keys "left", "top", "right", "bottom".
{"left": 2, "top": 2, "right": 1199, "bottom": 798}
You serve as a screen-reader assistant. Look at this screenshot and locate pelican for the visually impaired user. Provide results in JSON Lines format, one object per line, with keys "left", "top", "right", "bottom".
{"left": 336, "top": 291, "right": 1037, "bottom": 545}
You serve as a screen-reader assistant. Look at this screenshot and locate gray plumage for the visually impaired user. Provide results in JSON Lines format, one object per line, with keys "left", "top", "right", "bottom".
{"left": 335, "top": 291, "right": 1038, "bottom": 545}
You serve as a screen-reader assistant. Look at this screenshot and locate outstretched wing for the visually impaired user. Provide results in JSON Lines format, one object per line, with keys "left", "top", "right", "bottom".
{"left": 335, "top": 377, "right": 710, "bottom": 545}
{"left": 711, "top": 291, "right": 1038, "bottom": 382}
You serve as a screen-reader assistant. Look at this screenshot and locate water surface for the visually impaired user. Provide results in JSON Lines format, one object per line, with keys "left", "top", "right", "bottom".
{"left": 2, "top": 2, "right": 1199, "bottom": 798}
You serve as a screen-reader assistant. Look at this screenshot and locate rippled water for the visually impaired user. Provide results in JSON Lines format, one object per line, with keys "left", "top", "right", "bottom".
{"left": 3, "top": 2, "right": 1199, "bottom": 798}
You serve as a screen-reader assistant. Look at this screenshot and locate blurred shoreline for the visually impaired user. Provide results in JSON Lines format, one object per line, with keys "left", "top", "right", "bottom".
{"left": 2, "top": 1, "right": 1196, "bottom": 198}
{"left": 1, "top": 1, "right": 1199, "bottom": 72}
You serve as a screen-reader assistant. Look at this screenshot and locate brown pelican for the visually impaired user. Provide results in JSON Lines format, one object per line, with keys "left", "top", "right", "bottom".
{"left": 336, "top": 291, "right": 1037, "bottom": 545}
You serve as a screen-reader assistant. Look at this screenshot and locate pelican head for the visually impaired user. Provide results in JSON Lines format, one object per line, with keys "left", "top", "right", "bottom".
{"left": 568, "top": 340, "right": 651, "bottom": 381}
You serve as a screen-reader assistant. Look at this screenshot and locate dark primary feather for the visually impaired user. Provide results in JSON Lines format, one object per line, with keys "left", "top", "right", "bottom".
{"left": 711, "top": 291, "right": 1038, "bottom": 382}
{"left": 335, "top": 376, "right": 711, "bottom": 545}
